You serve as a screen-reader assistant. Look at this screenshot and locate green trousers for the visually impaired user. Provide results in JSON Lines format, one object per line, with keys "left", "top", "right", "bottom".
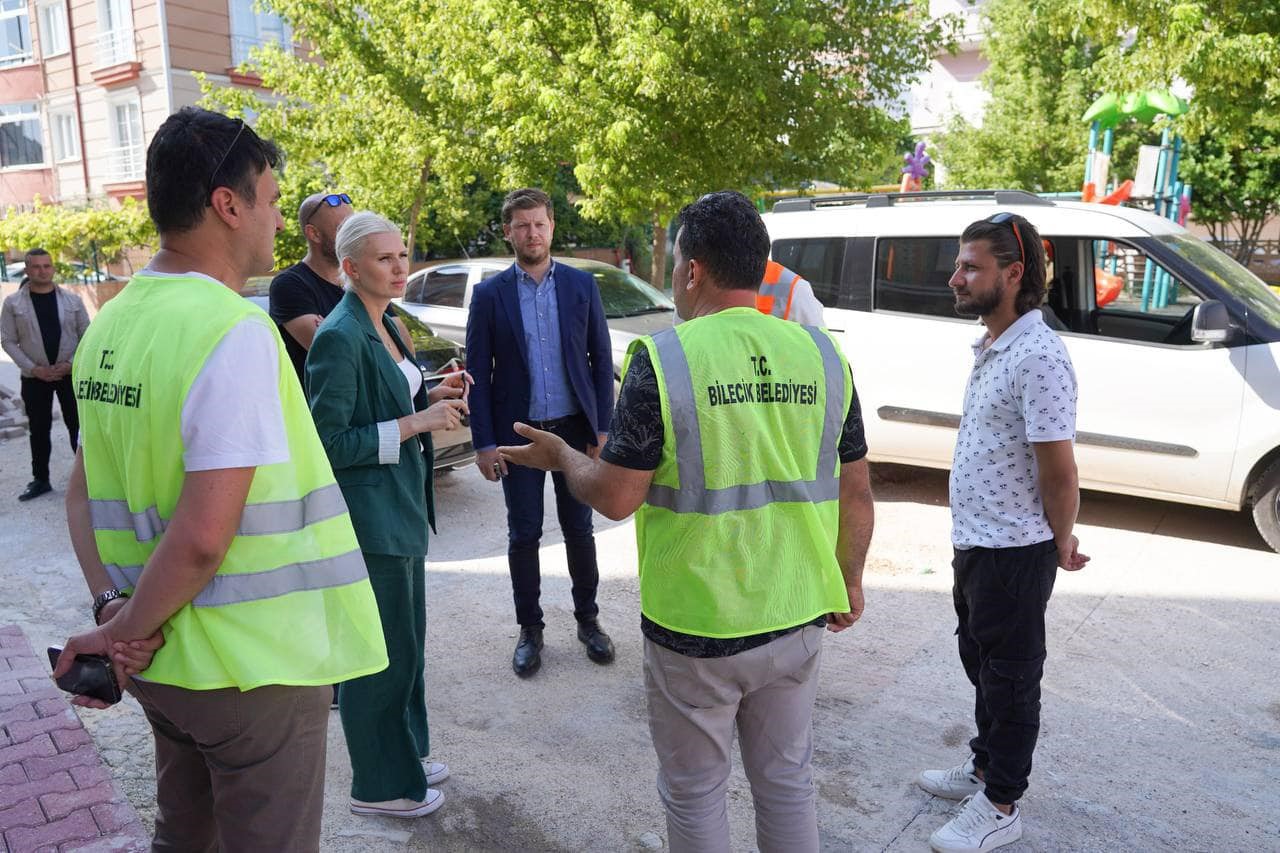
{"left": 339, "top": 552, "right": 430, "bottom": 802}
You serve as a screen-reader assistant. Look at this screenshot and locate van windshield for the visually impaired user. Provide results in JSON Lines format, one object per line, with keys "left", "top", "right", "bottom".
{"left": 1156, "top": 235, "right": 1280, "bottom": 329}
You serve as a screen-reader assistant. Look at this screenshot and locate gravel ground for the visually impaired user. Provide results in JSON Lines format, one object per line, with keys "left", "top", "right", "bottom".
{"left": 2, "top": 351, "right": 1278, "bottom": 851}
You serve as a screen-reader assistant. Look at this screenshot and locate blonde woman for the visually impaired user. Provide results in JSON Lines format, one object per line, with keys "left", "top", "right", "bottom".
{"left": 305, "top": 211, "right": 469, "bottom": 818}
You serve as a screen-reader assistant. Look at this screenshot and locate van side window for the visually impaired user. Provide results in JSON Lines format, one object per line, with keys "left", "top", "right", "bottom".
{"left": 771, "top": 238, "right": 846, "bottom": 307}
{"left": 874, "top": 237, "right": 960, "bottom": 318}
{"left": 1088, "top": 239, "right": 1203, "bottom": 345}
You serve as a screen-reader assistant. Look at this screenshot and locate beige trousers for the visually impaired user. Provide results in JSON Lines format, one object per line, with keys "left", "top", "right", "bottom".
{"left": 644, "top": 624, "right": 825, "bottom": 853}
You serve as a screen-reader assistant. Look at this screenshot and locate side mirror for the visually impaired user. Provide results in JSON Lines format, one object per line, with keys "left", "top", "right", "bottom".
{"left": 1191, "top": 300, "right": 1235, "bottom": 344}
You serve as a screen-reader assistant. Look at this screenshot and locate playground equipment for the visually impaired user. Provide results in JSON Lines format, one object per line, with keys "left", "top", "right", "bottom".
{"left": 900, "top": 141, "right": 931, "bottom": 193}
{"left": 1082, "top": 89, "right": 1192, "bottom": 310}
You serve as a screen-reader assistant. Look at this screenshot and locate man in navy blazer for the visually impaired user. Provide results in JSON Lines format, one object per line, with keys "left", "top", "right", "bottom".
{"left": 466, "top": 188, "right": 616, "bottom": 677}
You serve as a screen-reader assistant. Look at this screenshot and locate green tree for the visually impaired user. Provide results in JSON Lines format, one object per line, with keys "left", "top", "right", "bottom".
{"left": 206, "top": 0, "right": 948, "bottom": 283}
{"left": 1181, "top": 127, "right": 1280, "bottom": 264}
{"left": 433, "top": 0, "right": 951, "bottom": 284}
{"left": 0, "top": 198, "right": 155, "bottom": 278}
{"left": 934, "top": 0, "right": 1121, "bottom": 191}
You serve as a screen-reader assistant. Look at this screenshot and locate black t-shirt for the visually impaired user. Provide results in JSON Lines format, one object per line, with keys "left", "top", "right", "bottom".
{"left": 601, "top": 345, "right": 869, "bottom": 658}
{"left": 29, "top": 289, "right": 60, "bottom": 364}
{"left": 269, "top": 262, "right": 347, "bottom": 382}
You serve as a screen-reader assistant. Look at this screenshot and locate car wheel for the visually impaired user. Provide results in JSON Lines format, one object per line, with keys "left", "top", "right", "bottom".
{"left": 1250, "top": 458, "right": 1280, "bottom": 553}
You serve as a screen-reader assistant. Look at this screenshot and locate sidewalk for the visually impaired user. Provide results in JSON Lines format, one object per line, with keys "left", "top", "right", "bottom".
{"left": 0, "top": 624, "right": 148, "bottom": 851}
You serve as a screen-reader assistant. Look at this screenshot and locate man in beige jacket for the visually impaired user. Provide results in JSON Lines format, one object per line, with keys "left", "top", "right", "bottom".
{"left": 1, "top": 249, "right": 90, "bottom": 500}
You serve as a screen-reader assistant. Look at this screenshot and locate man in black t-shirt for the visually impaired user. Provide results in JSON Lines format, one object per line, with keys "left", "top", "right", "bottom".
{"left": 0, "top": 248, "right": 90, "bottom": 501}
{"left": 269, "top": 192, "right": 354, "bottom": 381}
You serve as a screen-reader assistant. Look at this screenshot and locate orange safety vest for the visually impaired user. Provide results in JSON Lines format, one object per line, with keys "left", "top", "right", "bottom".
{"left": 757, "top": 260, "right": 803, "bottom": 320}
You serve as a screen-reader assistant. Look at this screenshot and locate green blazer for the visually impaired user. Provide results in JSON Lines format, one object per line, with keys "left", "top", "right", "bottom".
{"left": 306, "top": 290, "right": 435, "bottom": 557}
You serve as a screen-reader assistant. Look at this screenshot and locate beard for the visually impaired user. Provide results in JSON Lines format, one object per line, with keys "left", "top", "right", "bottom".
{"left": 515, "top": 244, "right": 549, "bottom": 268}
{"left": 954, "top": 282, "right": 1003, "bottom": 317}
{"left": 320, "top": 236, "right": 338, "bottom": 264}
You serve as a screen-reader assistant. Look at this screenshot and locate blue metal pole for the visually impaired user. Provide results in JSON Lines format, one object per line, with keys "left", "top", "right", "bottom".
{"left": 1085, "top": 121, "right": 1099, "bottom": 185}
{"left": 1154, "top": 129, "right": 1171, "bottom": 217}
{"left": 1102, "top": 127, "right": 1115, "bottom": 193}
{"left": 1140, "top": 257, "right": 1156, "bottom": 312}
{"left": 1164, "top": 137, "right": 1183, "bottom": 220}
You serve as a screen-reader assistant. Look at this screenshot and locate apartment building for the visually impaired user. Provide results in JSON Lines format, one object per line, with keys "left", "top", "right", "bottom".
{"left": 0, "top": 0, "right": 293, "bottom": 211}
{"left": 907, "top": 0, "right": 989, "bottom": 184}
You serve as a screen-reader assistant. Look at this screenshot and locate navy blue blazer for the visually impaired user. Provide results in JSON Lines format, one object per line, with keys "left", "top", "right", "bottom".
{"left": 465, "top": 262, "right": 614, "bottom": 449}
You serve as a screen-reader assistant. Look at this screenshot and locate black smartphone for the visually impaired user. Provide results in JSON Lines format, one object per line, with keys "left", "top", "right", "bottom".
{"left": 47, "top": 646, "right": 122, "bottom": 705}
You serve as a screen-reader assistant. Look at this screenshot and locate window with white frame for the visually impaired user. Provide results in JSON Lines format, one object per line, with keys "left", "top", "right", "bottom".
{"left": 229, "top": 0, "right": 291, "bottom": 66}
{"left": 0, "top": 0, "right": 33, "bottom": 67}
{"left": 106, "top": 98, "right": 143, "bottom": 181}
{"left": 0, "top": 102, "right": 44, "bottom": 168}
{"left": 96, "top": 0, "right": 134, "bottom": 66}
{"left": 38, "top": 2, "right": 69, "bottom": 58}
{"left": 51, "top": 110, "right": 79, "bottom": 161}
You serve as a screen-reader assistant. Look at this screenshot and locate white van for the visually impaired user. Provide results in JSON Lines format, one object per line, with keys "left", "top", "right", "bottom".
{"left": 763, "top": 190, "right": 1280, "bottom": 552}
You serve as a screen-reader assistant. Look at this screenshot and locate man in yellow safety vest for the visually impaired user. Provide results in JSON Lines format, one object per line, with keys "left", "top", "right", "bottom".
{"left": 500, "top": 190, "right": 875, "bottom": 852}
{"left": 53, "top": 107, "right": 387, "bottom": 852}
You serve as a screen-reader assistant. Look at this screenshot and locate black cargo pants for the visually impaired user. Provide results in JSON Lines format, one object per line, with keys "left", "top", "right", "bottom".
{"left": 953, "top": 538, "right": 1058, "bottom": 804}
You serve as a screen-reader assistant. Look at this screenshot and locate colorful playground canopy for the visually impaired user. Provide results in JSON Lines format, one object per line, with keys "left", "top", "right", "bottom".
{"left": 1082, "top": 89, "right": 1189, "bottom": 127}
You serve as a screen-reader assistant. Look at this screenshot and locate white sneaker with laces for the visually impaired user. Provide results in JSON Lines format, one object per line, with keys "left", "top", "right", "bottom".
{"left": 350, "top": 789, "right": 444, "bottom": 818}
{"left": 422, "top": 759, "right": 450, "bottom": 785}
{"left": 918, "top": 755, "right": 983, "bottom": 800}
{"left": 929, "top": 791, "right": 1021, "bottom": 853}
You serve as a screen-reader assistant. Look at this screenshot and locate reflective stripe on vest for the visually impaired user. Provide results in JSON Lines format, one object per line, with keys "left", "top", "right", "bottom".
{"left": 645, "top": 323, "right": 845, "bottom": 514}
{"left": 104, "top": 547, "right": 369, "bottom": 608}
{"left": 89, "top": 482, "right": 349, "bottom": 543}
{"left": 757, "top": 264, "right": 800, "bottom": 319}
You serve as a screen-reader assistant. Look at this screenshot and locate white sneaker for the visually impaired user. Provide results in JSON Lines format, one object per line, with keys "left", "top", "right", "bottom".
{"left": 918, "top": 755, "right": 983, "bottom": 800}
{"left": 929, "top": 791, "right": 1021, "bottom": 853}
{"left": 350, "top": 789, "right": 444, "bottom": 818}
{"left": 422, "top": 759, "right": 450, "bottom": 785}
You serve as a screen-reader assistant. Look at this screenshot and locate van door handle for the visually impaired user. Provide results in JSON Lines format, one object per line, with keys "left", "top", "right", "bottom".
{"left": 828, "top": 328, "right": 844, "bottom": 333}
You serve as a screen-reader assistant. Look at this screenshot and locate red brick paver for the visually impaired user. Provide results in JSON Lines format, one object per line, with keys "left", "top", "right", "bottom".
{"left": 0, "top": 625, "right": 147, "bottom": 852}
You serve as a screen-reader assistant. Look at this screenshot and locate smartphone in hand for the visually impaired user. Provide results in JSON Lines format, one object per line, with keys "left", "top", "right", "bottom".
{"left": 47, "top": 645, "right": 122, "bottom": 705}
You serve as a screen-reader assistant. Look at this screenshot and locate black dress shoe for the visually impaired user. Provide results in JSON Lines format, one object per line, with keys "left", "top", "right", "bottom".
{"left": 512, "top": 627, "right": 543, "bottom": 678}
{"left": 18, "top": 480, "right": 51, "bottom": 502}
{"left": 577, "top": 620, "right": 615, "bottom": 664}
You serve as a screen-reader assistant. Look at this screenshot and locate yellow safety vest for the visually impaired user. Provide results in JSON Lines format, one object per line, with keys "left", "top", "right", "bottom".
{"left": 631, "top": 307, "right": 851, "bottom": 638}
{"left": 73, "top": 273, "right": 388, "bottom": 691}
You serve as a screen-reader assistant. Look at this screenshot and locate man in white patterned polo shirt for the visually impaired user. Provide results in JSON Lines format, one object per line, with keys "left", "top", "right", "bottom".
{"left": 917, "top": 213, "right": 1089, "bottom": 853}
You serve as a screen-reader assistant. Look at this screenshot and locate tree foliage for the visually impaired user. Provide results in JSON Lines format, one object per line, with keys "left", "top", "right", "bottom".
{"left": 204, "top": 0, "right": 949, "bottom": 282}
{"left": 0, "top": 198, "right": 155, "bottom": 277}
{"left": 936, "top": 0, "right": 1280, "bottom": 263}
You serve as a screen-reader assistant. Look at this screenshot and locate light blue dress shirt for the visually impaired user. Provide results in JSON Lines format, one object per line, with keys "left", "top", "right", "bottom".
{"left": 516, "top": 263, "right": 580, "bottom": 421}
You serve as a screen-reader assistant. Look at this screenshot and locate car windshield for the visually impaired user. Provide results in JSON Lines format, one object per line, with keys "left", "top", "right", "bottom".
{"left": 586, "top": 266, "right": 675, "bottom": 318}
{"left": 1157, "top": 235, "right": 1280, "bottom": 328}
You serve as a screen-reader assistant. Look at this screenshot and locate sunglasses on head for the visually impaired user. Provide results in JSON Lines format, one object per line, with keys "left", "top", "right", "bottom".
{"left": 303, "top": 193, "right": 352, "bottom": 224}
{"left": 987, "top": 211, "right": 1025, "bottom": 262}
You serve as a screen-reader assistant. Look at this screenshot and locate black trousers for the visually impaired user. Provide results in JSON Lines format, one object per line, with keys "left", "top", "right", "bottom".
{"left": 500, "top": 412, "right": 600, "bottom": 629}
{"left": 952, "top": 539, "right": 1057, "bottom": 805}
{"left": 21, "top": 376, "right": 78, "bottom": 482}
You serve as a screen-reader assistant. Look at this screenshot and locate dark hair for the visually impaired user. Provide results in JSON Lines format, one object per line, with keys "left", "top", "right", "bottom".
{"left": 960, "top": 213, "right": 1046, "bottom": 314}
{"left": 501, "top": 188, "right": 553, "bottom": 225}
{"left": 145, "top": 107, "right": 280, "bottom": 234}
{"left": 23, "top": 248, "right": 50, "bottom": 261}
{"left": 675, "top": 191, "right": 770, "bottom": 291}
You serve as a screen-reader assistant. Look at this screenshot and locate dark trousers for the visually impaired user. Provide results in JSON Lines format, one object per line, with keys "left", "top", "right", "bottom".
{"left": 339, "top": 552, "right": 430, "bottom": 802}
{"left": 501, "top": 412, "right": 600, "bottom": 629}
{"left": 130, "top": 680, "right": 330, "bottom": 853}
{"left": 952, "top": 539, "right": 1058, "bottom": 805}
{"left": 20, "top": 375, "right": 78, "bottom": 482}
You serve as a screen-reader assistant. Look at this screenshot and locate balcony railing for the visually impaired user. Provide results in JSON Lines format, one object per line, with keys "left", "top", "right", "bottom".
{"left": 96, "top": 28, "right": 135, "bottom": 67}
{"left": 104, "top": 144, "right": 144, "bottom": 182}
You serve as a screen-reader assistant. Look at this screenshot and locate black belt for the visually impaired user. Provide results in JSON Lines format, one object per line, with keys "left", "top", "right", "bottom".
{"left": 526, "top": 414, "right": 582, "bottom": 431}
